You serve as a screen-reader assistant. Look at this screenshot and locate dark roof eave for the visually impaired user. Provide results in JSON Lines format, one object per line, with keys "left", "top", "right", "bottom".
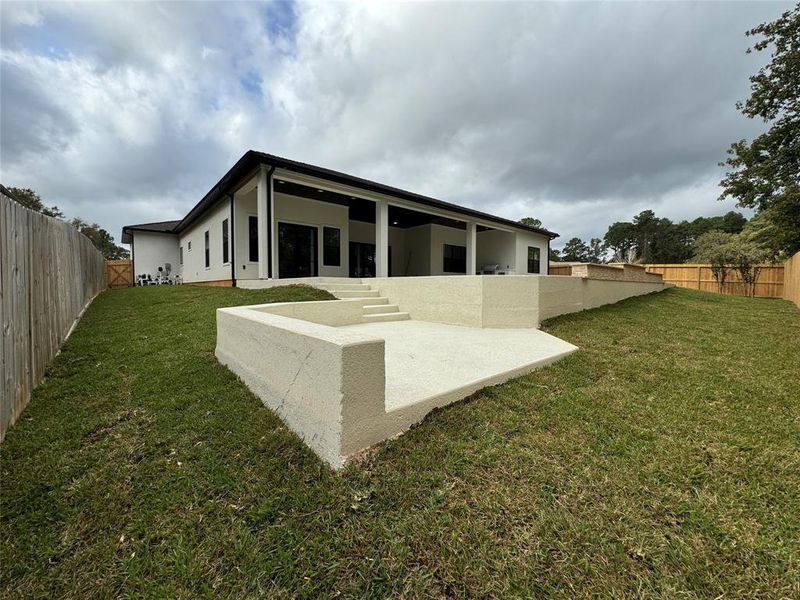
{"left": 173, "top": 150, "right": 559, "bottom": 239}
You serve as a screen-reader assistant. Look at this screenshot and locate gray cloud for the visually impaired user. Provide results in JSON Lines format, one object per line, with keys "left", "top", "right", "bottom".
{"left": 0, "top": 1, "right": 789, "bottom": 246}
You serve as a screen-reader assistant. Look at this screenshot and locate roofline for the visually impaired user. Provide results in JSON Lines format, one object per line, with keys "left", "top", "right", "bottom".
{"left": 134, "top": 150, "right": 559, "bottom": 239}
{"left": 121, "top": 220, "right": 181, "bottom": 244}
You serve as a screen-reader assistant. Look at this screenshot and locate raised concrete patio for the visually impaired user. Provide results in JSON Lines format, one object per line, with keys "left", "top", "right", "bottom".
{"left": 340, "top": 320, "right": 576, "bottom": 412}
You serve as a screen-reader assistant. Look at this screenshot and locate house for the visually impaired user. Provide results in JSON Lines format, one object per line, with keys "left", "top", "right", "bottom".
{"left": 122, "top": 151, "right": 558, "bottom": 285}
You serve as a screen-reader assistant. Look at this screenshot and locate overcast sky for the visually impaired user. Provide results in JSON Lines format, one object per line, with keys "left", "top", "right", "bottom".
{"left": 0, "top": 1, "right": 791, "bottom": 248}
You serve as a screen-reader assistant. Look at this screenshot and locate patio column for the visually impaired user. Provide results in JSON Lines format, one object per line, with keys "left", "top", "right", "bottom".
{"left": 257, "top": 166, "right": 273, "bottom": 279}
{"left": 375, "top": 199, "right": 389, "bottom": 278}
{"left": 466, "top": 221, "right": 477, "bottom": 275}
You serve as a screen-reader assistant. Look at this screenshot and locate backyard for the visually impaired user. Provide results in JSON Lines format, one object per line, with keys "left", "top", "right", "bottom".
{"left": 1, "top": 285, "right": 798, "bottom": 598}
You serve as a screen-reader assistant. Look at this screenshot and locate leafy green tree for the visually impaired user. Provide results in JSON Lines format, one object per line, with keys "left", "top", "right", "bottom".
{"left": 719, "top": 5, "right": 800, "bottom": 257}
{"left": 519, "top": 217, "right": 543, "bottom": 228}
{"left": 549, "top": 247, "right": 562, "bottom": 262}
{"left": 5, "top": 186, "right": 64, "bottom": 218}
{"left": 692, "top": 231, "right": 738, "bottom": 292}
{"left": 586, "top": 238, "right": 606, "bottom": 263}
{"left": 561, "top": 237, "right": 590, "bottom": 262}
{"left": 604, "top": 222, "right": 637, "bottom": 257}
{"left": 70, "top": 218, "right": 129, "bottom": 260}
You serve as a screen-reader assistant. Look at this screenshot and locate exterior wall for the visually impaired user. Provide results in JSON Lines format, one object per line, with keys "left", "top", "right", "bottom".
{"left": 348, "top": 220, "right": 409, "bottom": 276}
{"left": 429, "top": 223, "right": 468, "bottom": 276}
{"left": 477, "top": 229, "right": 516, "bottom": 272}
{"left": 179, "top": 199, "right": 232, "bottom": 283}
{"left": 132, "top": 231, "right": 180, "bottom": 278}
{"left": 515, "top": 230, "right": 550, "bottom": 275}
{"left": 274, "top": 192, "right": 350, "bottom": 278}
{"left": 234, "top": 188, "right": 259, "bottom": 280}
{"left": 403, "top": 225, "right": 431, "bottom": 276}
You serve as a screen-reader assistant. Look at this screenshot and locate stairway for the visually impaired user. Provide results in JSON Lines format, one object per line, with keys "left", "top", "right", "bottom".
{"left": 317, "top": 278, "right": 410, "bottom": 323}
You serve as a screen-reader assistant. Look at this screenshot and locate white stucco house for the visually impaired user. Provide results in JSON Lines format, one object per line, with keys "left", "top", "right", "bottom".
{"left": 122, "top": 150, "right": 557, "bottom": 285}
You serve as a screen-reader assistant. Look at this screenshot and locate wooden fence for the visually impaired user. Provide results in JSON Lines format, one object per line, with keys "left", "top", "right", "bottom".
{"left": 784, "top": 251, "right": 800, "bottom": 308}
{"left": 645, "top": 263, "right": 784, "bottom": 298}
{"left": 106, "top": 259, "right": 133, "bottom": 288}
{"left": 1, "top": 189, "right": 106, "bottom": 441}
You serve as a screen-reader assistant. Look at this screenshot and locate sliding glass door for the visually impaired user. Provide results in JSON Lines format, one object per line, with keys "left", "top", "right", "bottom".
{"left": 278, "top": 222, "right": 318, "bottom": 278}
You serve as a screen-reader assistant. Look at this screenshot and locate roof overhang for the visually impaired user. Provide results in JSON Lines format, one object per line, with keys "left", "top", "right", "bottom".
{"left": 172, "top": 151, "right": 559, "bottom": 239}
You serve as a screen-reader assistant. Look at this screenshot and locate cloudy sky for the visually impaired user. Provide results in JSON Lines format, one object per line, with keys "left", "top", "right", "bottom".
{"left": 0, "top": 1, "right": 790, "bottom": 248}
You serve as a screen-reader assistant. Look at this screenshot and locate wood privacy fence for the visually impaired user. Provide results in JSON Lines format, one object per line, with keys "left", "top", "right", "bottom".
{"left": 1, "top": 189, "right": 106, "bottom": 441}
{"left": 106, "top": 259, "right": 133, "bottom": 288}
{"left": 784, "top": 251, "right": 800, "bottom": 308}
{"left": 645, "top": 263, "right": 784, "bottom": 298}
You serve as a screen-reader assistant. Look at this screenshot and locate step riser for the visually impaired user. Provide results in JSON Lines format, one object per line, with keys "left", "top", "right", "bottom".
{"left": 317, "top": 283, "right": 371, "bottom": 291}
{"left": 363, "top": 312, "right": 410, "bottom": 323}
{"left": 363, "top": 304, "right": 399, "bottom": 315}
{"left": 319, "top": 277, "right": 361, "bottom": 284}
{"left": 332, "top": 290, "right": 381, "bottom": 299}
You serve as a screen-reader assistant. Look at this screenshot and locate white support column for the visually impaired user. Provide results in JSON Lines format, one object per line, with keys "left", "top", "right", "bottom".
{"left": 257, "top": 166, "right": 270, "bottom": 279}
{"left": 466, "top": 221, "right": 477, "bottom": 275}
{"left": 375, "top": 199, "right": 389, "bottom": 278}
{"left": 270, "top": 181, "right": 278, "bottom": 279}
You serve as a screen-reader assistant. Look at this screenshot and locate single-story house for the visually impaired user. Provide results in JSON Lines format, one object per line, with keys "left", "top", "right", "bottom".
{"left": 122, "top": 151, "right": 558, "bottom": 285}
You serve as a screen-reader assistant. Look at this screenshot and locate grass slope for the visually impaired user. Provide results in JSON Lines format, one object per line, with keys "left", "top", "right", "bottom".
{"left": 1, "top": 285, "right": 798, "bottom": 599}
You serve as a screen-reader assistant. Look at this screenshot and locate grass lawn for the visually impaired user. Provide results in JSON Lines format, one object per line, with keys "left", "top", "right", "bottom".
{"left": 1, "top": 285, "right": 799, "bottom": 599}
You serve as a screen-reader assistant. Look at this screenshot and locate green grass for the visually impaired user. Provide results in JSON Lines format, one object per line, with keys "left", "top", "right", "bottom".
{"left": 1, "top": 285, "right": 798, "bottom": 599}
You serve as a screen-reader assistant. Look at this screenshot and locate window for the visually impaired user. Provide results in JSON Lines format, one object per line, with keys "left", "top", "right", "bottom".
{"left": 204, "top": 230, "right": 210, "bottom": 268}
{"left": 527, "top": 246, "right": 541, "bottom": 274}
{"left": 179, "top": 246, "right": 183, "bottom": 265}
{"left": 323, "top": 226, "right": 340, "bottom": 266}
{"left": 248, "top": 216, "right": 258, "bottom": 262}
{"left": 443, "top": 244, "right": 466, "bottom": 273}
{"left": 188, "top": 241, "right": 192, "bottom": 251}
{"left": 222, "top": 218, "right": 229, "bottom": 264}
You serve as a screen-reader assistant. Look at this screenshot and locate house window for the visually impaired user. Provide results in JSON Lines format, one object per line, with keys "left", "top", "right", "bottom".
{"left": 179, "top": 246, "right": 183, "bottom": 265}
{"left": 204, "top": 231, "right": 210, "bottom": 268}
{"left": 323, "top": 226, "right": 340, "bottom": 266}
{"left": 222, "top": 218, "right": 229, "bottom": 264}
{"left": 527, "top": 246, "right": 541, "bottom": 274}
{"left": 443, "top": 244, "right": 466, "bottom": 273}
{"left": 248, "top": 216, "right": 258, "bottom": 262}
{"left": 188, "top": 241, "right": 192, "bottom": 251}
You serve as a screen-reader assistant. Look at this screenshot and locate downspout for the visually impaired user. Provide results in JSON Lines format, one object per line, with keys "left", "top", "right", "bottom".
{"left": 229, "top": 193, "right": 236, "bottom": 287}
{"left": 546, "top": 237, "right": 550, "bottom": 275}
{"left": 131, "top": 235, "right": 136, "bottom": 283}
{"left": 266, "top": 165, "right": 275, "bottom": 279}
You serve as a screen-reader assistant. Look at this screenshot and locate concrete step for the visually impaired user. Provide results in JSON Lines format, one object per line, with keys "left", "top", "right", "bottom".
{"left": 319, "top": 277, "right": 360, "bottom": 284}
{"left": 316, "top": 282, "right": 371, "bottom": 291}
{"left": 351, "top": 297, "right": 389, "bottom": 307}
{"left": 363, "top": 303, "right": 399, "bottom": 315}
{"left": 332, "top": 289, "right": 381, "bottom": 299}
{"left": 363, "top": 311, "right": 410, "bottom": 323}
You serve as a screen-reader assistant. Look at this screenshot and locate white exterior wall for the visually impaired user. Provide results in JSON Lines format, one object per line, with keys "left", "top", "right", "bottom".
{"left": 179, "top": 199, "right": 232, "bottom": 283}
{"left": 349, "top": 220, "right": 410, "bottom": 276}
{"left": 132, "top": 231, "right": 180, "bottom": 278}
{"left": 477, "top": 229, "right": 516, "bottom": 272}
{"left": 515, "top": 230, "right": 550, "bottom": 275}
{"left": 274, "top": 192, "right": 350, "bottom": 278}
{"left": 429, "top": 224, "right": 469, "bottom": 276}
{"left": 234, "top": 189, "right": 259, "bottom": 280}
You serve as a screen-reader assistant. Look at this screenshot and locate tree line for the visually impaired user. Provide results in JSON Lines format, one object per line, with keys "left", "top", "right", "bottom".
{"left": 2, "top": 186, "right": 129, "bottom": 260}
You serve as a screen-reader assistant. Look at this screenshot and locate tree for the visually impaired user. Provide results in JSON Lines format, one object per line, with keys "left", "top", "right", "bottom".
{"left": 561, "top": 237, "right": 590, "bottom": 262}
{"left": 519, "top": 217, "right": 543, "bottom": 228}
{"left": 692, "top": 231, "right": 738, "bottom": 292}
{"left": 549, "top": 247, "right": 562, "bottom": 262}
{"left": 586, "top": 238, "right": 606, "bottom": 263}
{"left": 70, "top": 218, "right": 129, "bottom": 260}
{"left": 5, "top": 186, "right": 64, "bottom": 218}
{"left": 604, "top": 221, "right": 637, "bottom": 257}
{"left": 729, "top": 235, "right": 770, "bottom": 297}
{"left": 719, "top": 5, "right": 800, "bottom": 258}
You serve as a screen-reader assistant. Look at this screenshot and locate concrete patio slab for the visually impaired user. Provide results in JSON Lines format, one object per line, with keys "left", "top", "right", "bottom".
{"left": 339, "top": 320, "right": 578, "bottom": 412}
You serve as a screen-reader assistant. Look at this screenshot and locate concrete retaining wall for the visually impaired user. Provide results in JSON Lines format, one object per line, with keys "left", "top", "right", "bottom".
{"left": 216, "top": 305, "right": 386, "bottom": 467}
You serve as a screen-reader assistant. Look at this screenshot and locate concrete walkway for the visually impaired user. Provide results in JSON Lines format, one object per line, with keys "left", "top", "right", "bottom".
{"left": 340, "top": 320, "right": 578, "bottom": 412}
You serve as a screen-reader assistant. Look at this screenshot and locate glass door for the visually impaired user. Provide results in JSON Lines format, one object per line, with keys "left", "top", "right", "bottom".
{"left": 278, "top": 223, "right": 318, "bottom": 278}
